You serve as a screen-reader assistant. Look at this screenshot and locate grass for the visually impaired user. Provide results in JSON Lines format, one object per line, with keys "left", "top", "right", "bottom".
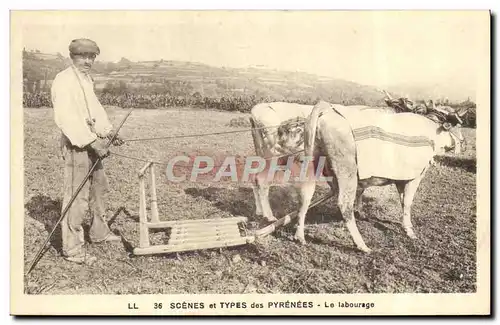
{"left": 23, "top": 106, "right": 477, "bottom": 294}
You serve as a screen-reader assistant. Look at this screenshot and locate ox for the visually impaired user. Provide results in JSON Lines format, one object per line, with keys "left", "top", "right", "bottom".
{"left": 248, "top": 102, "right": 314, "bottom": 222}
{"left": 248, "top": 100, "right": 409, "bottom": 224}
{"left": 274, "top": 100, "right": 466, "bottom": 253}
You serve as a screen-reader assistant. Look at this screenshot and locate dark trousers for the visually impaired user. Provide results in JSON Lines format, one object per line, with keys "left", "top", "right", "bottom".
{"left": 60, "top": 136, "right": 112, "bottom": 257}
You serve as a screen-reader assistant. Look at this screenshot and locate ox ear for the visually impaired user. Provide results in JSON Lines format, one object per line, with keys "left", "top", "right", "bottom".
{"left": 292, "top": 122, "right": 305, "bottom": 134}
{"left": 295, "top": 117, "right": 305, "bottom": 125}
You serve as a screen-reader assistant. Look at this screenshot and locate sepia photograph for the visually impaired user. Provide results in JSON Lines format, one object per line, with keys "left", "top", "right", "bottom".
{"left": 10, "top": 9, "right": 491, "bottom": 316}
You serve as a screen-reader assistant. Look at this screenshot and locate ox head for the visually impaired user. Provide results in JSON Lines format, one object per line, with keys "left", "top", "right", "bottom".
{"left": 273, "top": 117, "right": 306, "bottom": 155}
{"left": 382, "top": 90, "right": 415, "bottom": 113}
{"left": 430, "top": 104, "right": 468, "bottom": 155}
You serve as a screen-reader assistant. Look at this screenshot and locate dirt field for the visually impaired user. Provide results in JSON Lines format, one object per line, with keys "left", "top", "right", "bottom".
{"left": 23, "top": 106, "right": 477, "bottom": 294}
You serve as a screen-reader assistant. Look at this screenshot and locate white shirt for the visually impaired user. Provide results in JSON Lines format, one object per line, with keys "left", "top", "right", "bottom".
{"left": 51, "top": 65, "right": 113, "bottom": 148}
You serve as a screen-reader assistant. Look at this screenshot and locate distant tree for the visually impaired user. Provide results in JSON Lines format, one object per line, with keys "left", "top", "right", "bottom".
{"left": 192, "top": 91, "right": 202, "bottom": 102}
{"left": 106, "top": 62, "right": 118, "bottom": 72}
{"left": 117, "top": 57, "right": 132, "bottom": 70}
{"left": 352, "top": 95, "right": 367, "bottom": 105}
{"left": 118, "top": 80, "right": 128, "bottom": 94}
{"left": 102, "top": 81, "right": 115, "bottom": 94}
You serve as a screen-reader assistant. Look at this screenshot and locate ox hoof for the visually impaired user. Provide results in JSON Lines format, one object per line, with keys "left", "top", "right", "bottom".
{"left": 354, "top": 210, "right": 364, "bottom": 219}
{"left": 405, "top": 227, "right": 417, "bottom": 239}
{"left": 294, "top": 233, "right": 306, "bottom": 245}
{"left": 358, "top": 246, "right": 372, "bottom": 254}
{"left": 264, "top": 216, "right": 278, "bottom": 223}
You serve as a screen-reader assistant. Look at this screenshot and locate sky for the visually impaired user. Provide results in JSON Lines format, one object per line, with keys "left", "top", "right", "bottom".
{"left": 18, "top": 10, "right": 489, "bottom": 92}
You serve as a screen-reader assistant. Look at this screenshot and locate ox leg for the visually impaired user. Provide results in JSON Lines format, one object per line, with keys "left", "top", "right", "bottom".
{"left": 254, "top": 177, "right": 276, "bottom": 222}
{"left": 328, "top": 168, "right": 371, "bottom": 253}
{"left": 260, "top": 184, "right": 276, "bottom": 222}
{"left": 342, "top": 199, "right": 371, "bottom": 253}
{"left": 328, "top": 174, "right": 371, "bottom": 253}
{"left": 249, "top": 124, "right": 276, "bottom": 222}
{"left": 322, "top": 124, "right": 371, "bottom": 253}
{"left": 354, "top": 186, "right": 365, "bottom": 218}
{"left": 294, "top": 181, "right": 316, "bottom": 245}
{"left": 252, "top": 184, "right": 263, "bottom": 216}
{"left": 395, "top": 177, "right": 422, "bottom": 239}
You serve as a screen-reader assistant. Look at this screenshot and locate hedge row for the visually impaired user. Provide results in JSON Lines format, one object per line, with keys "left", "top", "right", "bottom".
{"left": 23, "top": 91, "right": 476, "bottom": 127}
{"left": 23, "top": 91, "right": 374, "bottom": 112}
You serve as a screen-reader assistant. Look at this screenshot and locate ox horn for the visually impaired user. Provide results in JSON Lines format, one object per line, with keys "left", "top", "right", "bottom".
{"left": 457, "top": 107, "right": 469, "bottom": 117}
{"left": 382, "top": 89, "right": 393, "bottom": 100}
{"left": 454, "top": 107, "right": 469, "bottom": 125}
{"left": 453, "top": 112, "right": 464, "bottom": 125}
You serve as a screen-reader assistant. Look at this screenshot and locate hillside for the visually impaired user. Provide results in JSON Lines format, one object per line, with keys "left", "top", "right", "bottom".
{"left": 22, "top": 49, "right": 478, "bottom": 108}
{"left": 386, "top": 81, "right": 476, "bottom": 104}
{"left": 23, "top": 49, "right": 393, "bottom": 106}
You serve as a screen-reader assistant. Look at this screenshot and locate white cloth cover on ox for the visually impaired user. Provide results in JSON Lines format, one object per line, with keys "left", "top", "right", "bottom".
{"left": 330, "top": 104, "right": 436, "bottom": 181}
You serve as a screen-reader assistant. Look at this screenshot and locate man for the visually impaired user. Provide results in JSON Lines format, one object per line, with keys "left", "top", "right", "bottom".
{"left": 51, "top": 38, "right": 124, "bottom": 265}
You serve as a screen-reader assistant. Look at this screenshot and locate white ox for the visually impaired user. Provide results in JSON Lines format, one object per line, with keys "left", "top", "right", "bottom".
{"left": 276, "top": 100, "right": 467, "bottom": 253}
{"left": 248, "top": 101, "right": 396, "bottom": 223}
{"left": 248, "top": 102, "right": 314, "bottom": 222}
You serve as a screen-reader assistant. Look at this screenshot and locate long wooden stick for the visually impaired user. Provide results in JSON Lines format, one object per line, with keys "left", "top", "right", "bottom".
{"left": 255, "top": 193, "right": 334, "bottom": 238}
{"left": 26, "top": 108, "right": 134, "bottom": 275}
{"left": 149, "top": 163, "right": 159, "bottom": 223}
{"left": 138, "top": 174, "right": 150, "bottom": 248}
{"left": 146, "top": 216, "right": 248, "bottom": 228}
{"left": 138, "top": 161, "right": 153, "bottom": 177}
{"left": 133, "top": 236, "right": 255, "bottom": 255}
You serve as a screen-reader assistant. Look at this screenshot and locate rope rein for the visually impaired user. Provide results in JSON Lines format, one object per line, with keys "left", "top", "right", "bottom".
{"left": 109, "top": 149, "right": 305, "bottom": 167}
{"left": 122, "top": 120, "right": 304, "bottom": 142}
{"left": 109, "top": 117, "right": 306, "bottom": 167}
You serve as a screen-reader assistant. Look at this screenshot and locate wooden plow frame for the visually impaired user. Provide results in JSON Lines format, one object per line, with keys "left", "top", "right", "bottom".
{"left": 133, "top": 161, "right": 255, "bottom": 256}
{"left": 132, "top": 160, "right": 334, "bottom": 256}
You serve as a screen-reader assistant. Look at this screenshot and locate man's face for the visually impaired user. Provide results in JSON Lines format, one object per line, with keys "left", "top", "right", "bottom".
{"left": 72, "top": 53, "right": 96, "bottom": 73}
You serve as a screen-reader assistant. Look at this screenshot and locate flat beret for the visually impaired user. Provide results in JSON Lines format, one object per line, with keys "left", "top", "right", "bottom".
{"left": 69, "top": 38, "right": 100, "bottom": 55}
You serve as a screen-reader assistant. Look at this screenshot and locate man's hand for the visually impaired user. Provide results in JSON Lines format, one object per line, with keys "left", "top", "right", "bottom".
{"left": 106, "top": 131, "right": 125, "bottom": 146}
{"left": 89, "top": 139, "right": 110, "bottom": 159}
{"left": 112, "top": 135, "right": 125, "bottom": 146}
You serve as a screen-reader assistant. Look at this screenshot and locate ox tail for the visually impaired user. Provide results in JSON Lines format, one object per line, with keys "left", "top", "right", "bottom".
{"left": 304, "top": 100, "right": 331, "bottom": 158}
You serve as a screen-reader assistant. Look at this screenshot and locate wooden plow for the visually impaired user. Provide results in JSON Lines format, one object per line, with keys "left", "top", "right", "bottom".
{"left": 133, "top": 161, "right": 255, "bottom": 256}
{"left": 132, "top": 160, "right": 333, "bottom": 256}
